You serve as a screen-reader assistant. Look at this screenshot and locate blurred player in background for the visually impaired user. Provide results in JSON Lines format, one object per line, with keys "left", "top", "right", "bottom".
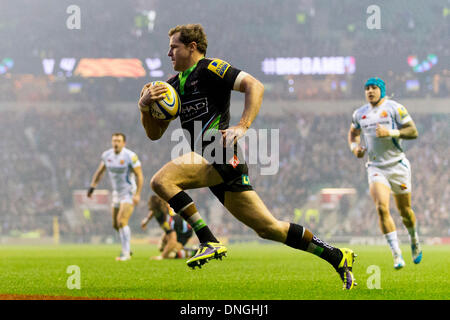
{"left": 348, "top": 78, "right": 422, "bottom": 269}
{"left": 138, "top": 23, "right": 357, "bottom": 289}
{"left": 141, "top": 194, "right": 197, "bottom": 260}
{"left": 88, "top": 133, "right": 144, "bottom": 261}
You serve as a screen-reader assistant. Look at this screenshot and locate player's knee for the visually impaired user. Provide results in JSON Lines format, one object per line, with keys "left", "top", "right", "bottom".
{"left": 150, "top": 174, "right": 165, "bottom": 194}
{"left": 375, "top": 203, "right": 389, "bottom": 216}
{"left": 399, "top": 206, "right": 413, "bottom": 217}
{"left": 118, "top": 220, "right": 127, "bottom": 229}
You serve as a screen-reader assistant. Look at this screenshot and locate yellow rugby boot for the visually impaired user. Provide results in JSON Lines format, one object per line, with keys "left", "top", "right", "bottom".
{"left": 336, "top": 248, "right": 357, "bottom": 290}
{"left": 186, "top": 242, "right": 227, "bottom": 269}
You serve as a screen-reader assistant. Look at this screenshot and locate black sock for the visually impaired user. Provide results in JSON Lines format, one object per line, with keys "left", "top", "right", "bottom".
{"left": 167, "top": 191, "right": 218, "bottom": 243}
{"left": 285, "top": 223, "right": 342, "bottom": 269}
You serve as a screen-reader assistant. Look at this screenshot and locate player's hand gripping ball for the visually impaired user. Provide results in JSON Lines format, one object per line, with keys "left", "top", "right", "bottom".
{"left": 139, "top": 81, "right": 180, "bottom": 121}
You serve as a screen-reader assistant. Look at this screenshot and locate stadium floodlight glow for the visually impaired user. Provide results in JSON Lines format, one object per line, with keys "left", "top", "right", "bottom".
{"left": 60, "top": 58, "right": 77, "bottom": 73}
{"left": 0, "top": 58, "right": 14, "bottom": 74}
{"left": 407, "top": 54, "right": 438, "bottom": 73}
{"left": 262, "top": 56, "right": 355, "bottom": 75}
{"left": 42, "top": 59, "right": 55, "bottom": 75}
{"left": 145, "top": 58, "right": 164, "bottom": 77}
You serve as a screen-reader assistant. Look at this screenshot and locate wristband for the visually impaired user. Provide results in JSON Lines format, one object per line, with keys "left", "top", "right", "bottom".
{"left": 88, "top": 186, "right": 95, "bottom": 195}
{"left": 389, "top": 129, "right": 400, "bottom": 138}
{"left": 350, "top": 142, "right": 358, "bottom": 152}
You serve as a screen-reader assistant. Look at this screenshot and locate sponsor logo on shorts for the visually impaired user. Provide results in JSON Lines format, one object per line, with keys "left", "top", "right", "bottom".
{"left": 400, "top": 183, "right": 407, "bottom": 190}
{"left": 229, "top": 154, "right": 240, "bottom": 168}
{"left": 242, "top": 174, "right": 250, "bottom": 185}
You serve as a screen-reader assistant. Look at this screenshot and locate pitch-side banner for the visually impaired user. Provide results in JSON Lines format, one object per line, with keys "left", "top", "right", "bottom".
{"left": 74, "top": 58, "right": 146, "bottom": 78}
{"left": 261, "top": 56, "right": 356, "bottom": 76}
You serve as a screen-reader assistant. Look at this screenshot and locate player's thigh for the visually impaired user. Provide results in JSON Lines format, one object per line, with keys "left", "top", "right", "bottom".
{"left": 223, "top": 190, "right": 288, "bottom": 237}
{"left": 152, "top": 152, "right": 223, "bottom": 191}
{"left": 117, "top": 202, "right": 134, "bottom": 226}
{"left": 369, "top": 182, "right": 391, "bottom": 209}
{"left": 393, "top": 192, "right": 412, "bottom": 212}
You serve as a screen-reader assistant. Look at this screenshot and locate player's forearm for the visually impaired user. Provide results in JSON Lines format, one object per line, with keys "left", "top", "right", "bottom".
{"left": 90, "top": 170, "right": 104, "bottom": 187}
{"left": 135, "top": 173, "right": 144, "bottom": 195}
{"left": 348, "top": 129, "right": 361, "bottom": 146}
{"left": 140, "top": 111, "right": 169, "bottom": 140}
{"left": 238, "top": 79, "right": 264, "bottom": 129}
{"left": 144, "top": 210, "right": 154, "bottom": 222}
{"left": 161, "top": 233, "right": 177, "bottom": 258}
{"left": 398, "top": 126, "right": 418, "bottom": 140}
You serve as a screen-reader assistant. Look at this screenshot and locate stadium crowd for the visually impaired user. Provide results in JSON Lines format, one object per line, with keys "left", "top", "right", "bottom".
{"left": 0, "top": 0, "right": 448, "bottom": 242}
{"left": 0, "top": 0, "right": 449, "bottom": 102}
{"left": 0, "top": 105, "right": 448, "bottom": 241}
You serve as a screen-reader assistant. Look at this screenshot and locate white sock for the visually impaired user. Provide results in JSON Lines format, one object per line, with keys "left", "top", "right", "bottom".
{"left": 407, "top": 226, "right": 419, "bottom": 245}
{"left": 118, "top": 226, "right": 131, "bottom": 255}
{"left": 118, "top": 228, "right": 125, "bottom": 253}
{"left": 122, "top": 225, "right": 131, "bottom": 254}
{"left": 385, "top": 231, "right": 402, "bottom": 257}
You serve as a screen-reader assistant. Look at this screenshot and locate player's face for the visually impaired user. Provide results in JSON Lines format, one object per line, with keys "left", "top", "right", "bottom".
{"left": 365, "top": 85, "right": 381, "bottom": 105}
{"left": 168, "top": 32, "right": 192, "bottom": 72}
{"left": 111, "top": 135, "right": 125, "bottom": 153}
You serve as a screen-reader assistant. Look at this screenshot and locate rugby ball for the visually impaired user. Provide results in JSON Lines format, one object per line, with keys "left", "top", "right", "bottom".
{"left": 147, "top": 81, "right": 180, "bottom": 121}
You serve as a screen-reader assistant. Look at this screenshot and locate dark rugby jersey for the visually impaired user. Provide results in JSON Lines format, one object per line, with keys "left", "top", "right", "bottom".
{"left": 150, "top": 204, "right": 173, "bottom": 234}
{"left": 168, "top": 215, "right": 192, "bottom": 236}
{"left": 167, "top": 58, "right": 241, "bottom": 156}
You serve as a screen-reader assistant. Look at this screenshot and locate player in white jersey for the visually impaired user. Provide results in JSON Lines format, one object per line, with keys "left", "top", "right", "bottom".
{"left": 348, "top": 77, "right": 422, "bottom": 269}
{"left": 87, "top": 133, "right": 144, "bottom": 261}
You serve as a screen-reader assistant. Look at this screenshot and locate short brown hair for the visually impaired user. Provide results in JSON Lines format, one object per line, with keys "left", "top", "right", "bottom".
{"left": 112, "top": 132, "right": 126, "bottom": 142}
{"left": 169, "top": 24, "right": 208, "bottom": 54}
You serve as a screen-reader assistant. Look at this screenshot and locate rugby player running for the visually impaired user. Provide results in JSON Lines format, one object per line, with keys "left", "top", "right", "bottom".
{"left": 348, "top": 78, "right": 422, "bottom": 269}
{"left": 138, "top": 24, "right": 357, "bottom": 289}
{"left": 88, "top": 133, "right": 143, "bottom": 261}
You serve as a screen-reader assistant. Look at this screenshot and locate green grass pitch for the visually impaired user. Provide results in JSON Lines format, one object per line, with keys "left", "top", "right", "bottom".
{"left": 0, "top": 243, "right": 448, "bottom": 300}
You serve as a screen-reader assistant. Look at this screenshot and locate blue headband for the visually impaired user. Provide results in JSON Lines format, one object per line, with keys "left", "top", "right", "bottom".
{"left": 365, "top": 77, "right": 386, "bottom": 98}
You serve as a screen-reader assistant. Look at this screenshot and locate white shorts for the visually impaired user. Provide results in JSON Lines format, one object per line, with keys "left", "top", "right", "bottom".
{"left": 367, "top": 158, "right": 412, "bottom": 194}
{"left": 112, "top": 190, "right": 134, "bottom": 208}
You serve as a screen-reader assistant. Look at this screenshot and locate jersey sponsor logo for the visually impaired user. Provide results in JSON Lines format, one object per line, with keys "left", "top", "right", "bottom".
{"left": 108, "top": 166, "right": 126, "bottom": 173}
{"left": 400, "top": 183, "right": 407, "bottom": 190}
{"left": 398, "top": 106, "right": 409, "bottom": 120}
{"left": 180, "top": 97, "right": 209, "bottom": 124}
{"left": 207, "top": 59, "right": 230, "bottom": 78}
{"left": 362, "top": 115, "right": 367, "bottom": 119}
{"left": 380, "top": 110, "right": 388, "bottom": 118}
{"left": 131, "top": 154, "right": 138, "bottom": 164}
{"left": 120, "top": 159, "right": 125, "bottom": 165}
